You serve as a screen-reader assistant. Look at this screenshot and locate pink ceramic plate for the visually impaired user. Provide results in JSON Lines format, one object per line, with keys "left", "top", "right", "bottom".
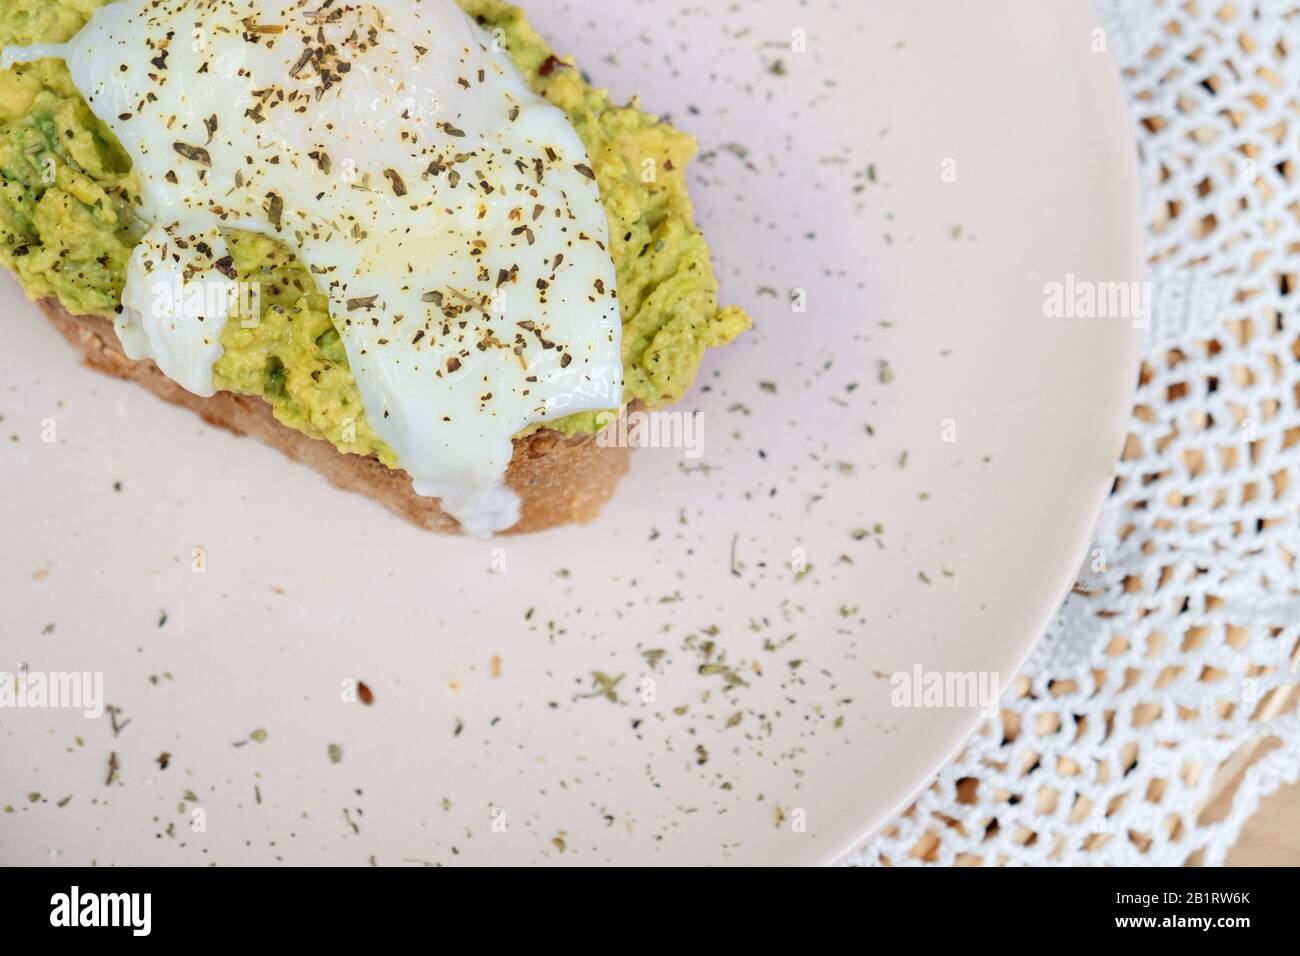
{"left": 0, "top": 0, "right": 1141, "bottom": 865}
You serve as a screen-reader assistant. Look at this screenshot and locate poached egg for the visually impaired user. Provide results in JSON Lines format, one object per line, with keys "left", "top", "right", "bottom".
{"left": 5, "top": 0, "right": 622, "bottom": 535}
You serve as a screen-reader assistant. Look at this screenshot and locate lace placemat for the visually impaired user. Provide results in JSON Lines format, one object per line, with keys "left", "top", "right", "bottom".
{"left": 846, "top": 0, "right": 1300, "bottom": 866}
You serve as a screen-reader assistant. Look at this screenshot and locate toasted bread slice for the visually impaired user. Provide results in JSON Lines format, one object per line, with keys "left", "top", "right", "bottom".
{"left": 38, "top": 299, "right": 632, "bottom": 534}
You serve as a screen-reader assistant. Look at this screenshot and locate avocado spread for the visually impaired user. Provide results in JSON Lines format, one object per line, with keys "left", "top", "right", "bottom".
{"left": 0, "top": 0, "right": 749, "bottom": 458}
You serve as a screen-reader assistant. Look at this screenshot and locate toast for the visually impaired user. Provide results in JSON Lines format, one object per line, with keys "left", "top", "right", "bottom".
{"left": 38, "top": 299, "right": 632, "bottom": 535}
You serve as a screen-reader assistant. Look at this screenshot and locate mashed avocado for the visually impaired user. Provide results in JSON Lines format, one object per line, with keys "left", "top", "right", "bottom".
{"left": 0, "top": 0, "right": 749, "bottom": 457}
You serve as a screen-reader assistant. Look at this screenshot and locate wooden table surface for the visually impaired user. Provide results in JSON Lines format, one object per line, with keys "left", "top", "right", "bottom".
{"left": 1224, "top": 781, "right": 1300, "bottom": 866}
{"left": 1205, "top": 686, "right": 1298, "bottom": 866}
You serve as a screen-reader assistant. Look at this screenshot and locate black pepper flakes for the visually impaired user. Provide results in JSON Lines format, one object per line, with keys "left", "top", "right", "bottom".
{"left": 538, "top": 54, "right": 567, "bottom": 77}
{"left": 267, "top": 191, "right": 284, "bottom": 228}
{"left": 172, "top": 141, "right": 211, "bottom": 166}
{"left": 383, "top": 168, "right": 407, "bottom": 196}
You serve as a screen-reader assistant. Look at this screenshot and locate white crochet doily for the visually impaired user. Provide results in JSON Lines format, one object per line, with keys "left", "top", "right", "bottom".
{"left": 847, "top": 0, "right": 1300, "bottom": 866}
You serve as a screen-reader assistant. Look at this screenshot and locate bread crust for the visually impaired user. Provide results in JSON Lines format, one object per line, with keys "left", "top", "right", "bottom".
{"left": 37, "top": 299, "right": 632, "bottom": 534}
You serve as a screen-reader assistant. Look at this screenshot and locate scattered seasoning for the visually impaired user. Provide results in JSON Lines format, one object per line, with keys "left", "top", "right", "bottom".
{"left": 877, "top": 359, "right": 894, "bottom": 385}
{"left": 171, "top": 141, "right": 211, "bottom": 166}
{"left": 105, "top": 752, "right": 119, "bottom": 786}
{"left": 156, "top": 752, "right": 170, "bottom": 770}
{"left": 698, "top": 662, "right": 749, "bottom": 688}
{"left": 551, "top": 832, "right": 567, "bottom": 853}
{"left": 267, "top": 191, "right": 284, "bottom": 228}
{"left": 538, "top": 54, "right": 567, "bottom": 77}
{"left": 357, "top": 681, "right": 374, "bottom": 705}
{"left": 249, "top": 728, "right": 268, "bottom": 743}
{"left": 107, "top": 705, "right": 130, "bottom": 737}
{"left": 490, "top": 656, "right": 502, "bottom": 678}
{"left": 157, "top": 609, "right": 168, "bottom": 628}
{"left": 573, "top": 163, "right": 595, "bottom": 180}
{"left": 382, "top": 168, "right": 407, "bottom": 196}
{"left": 328, "top": 743, "right": 343, "bottom": 764}
{"left": 288, "top": 47, "right": 314, "bottom": 78}
{"left": 577, "top": 671, "right": 624, "bottom": 703}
